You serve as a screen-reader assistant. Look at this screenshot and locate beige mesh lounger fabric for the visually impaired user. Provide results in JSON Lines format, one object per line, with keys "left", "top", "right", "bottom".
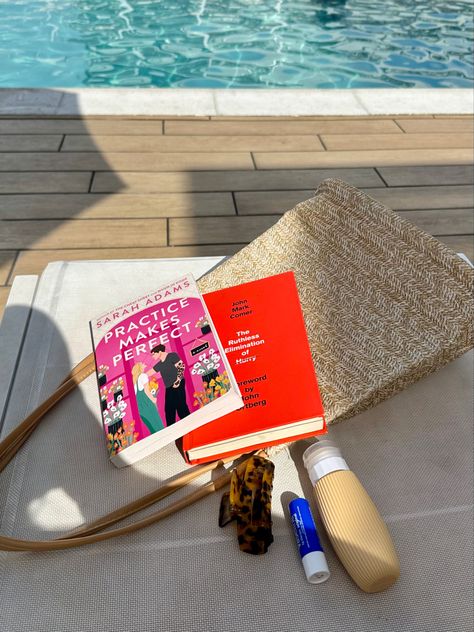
{"left": 0, "top": 179, "right": 472, "bottom": 630}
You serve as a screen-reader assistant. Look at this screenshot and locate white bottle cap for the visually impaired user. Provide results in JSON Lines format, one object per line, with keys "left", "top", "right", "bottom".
{"left": 302, "top": 550, "right": 331, "bottom": 584}
{"left": 303, "top": 439, "right": 349, "bottom": 486}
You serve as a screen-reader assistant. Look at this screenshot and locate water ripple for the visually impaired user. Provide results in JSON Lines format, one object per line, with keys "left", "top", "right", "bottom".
{"left": 0, "top": 0, "right": 472, "bottom": 87}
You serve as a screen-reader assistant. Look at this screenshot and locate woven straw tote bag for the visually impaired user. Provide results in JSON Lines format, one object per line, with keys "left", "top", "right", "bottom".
{"left": 198, "top": 178, "right": 474, "bottom": 424}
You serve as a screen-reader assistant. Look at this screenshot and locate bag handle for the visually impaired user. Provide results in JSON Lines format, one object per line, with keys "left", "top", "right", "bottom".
{"left": 0, "top": 353, "right": 239, "bottom": 551}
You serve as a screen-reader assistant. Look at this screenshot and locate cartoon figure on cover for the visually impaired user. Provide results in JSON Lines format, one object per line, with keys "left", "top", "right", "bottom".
{"left": 147, "top": 344, "right": 190, "bottom": 426}
{"left": 132, "top": 362, "right": 164, "bottom": 434}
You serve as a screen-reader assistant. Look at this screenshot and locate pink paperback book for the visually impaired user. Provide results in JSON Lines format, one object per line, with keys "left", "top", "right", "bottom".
{"left": 90, "top": 273, "right": 243, "bottom": 467}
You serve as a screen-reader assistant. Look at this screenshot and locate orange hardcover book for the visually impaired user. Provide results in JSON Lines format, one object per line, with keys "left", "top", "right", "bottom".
{"left": 183, "top": 272, "right": 326, "bottom": 464}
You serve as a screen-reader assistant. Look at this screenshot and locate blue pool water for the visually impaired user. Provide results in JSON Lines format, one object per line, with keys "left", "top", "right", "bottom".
{"left": 0, "top": 0, "right": 472, "bottom": 88}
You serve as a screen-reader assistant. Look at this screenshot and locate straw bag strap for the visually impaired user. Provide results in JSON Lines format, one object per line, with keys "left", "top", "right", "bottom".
{"left": 0, "top": 353, "right": 236, "bottom": 552}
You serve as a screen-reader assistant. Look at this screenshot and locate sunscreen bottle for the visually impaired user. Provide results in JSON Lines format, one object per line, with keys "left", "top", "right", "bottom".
{"left": 303, "top": 439, "right": 400, "bottom": 593}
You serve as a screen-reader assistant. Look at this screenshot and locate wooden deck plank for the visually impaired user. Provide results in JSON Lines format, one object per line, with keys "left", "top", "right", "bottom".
{"left": 438, "top": 236, "right": 474, "bottom": 260}
{"left": 92, "top": 168, "right": 383, "bottom": 193}
{"left": 0, "top": 151, "right": 254, "bottom": 173}
{"left": 95, "top": 152, "right": 256, "bottom": 171}
{"left": 0, "top": 192, "right": 236, "bottom": 219}
{"left": 61, "top": 135, "right": 324, "bottom": 152}
{"left": 362, "top": 185, "right": 474, "bottom": 210}
{"left": 235, "top": 190, "right": 314, "bottom": 215}
{"left": 0, "top": 218, "right": 167, "bottom": 249}
{"left": 0, "top": 152, "right": 258, "bottom": 171}
{"left": 433, "top": 115, "right": 474, "bottom": 119}
{"left": 0, "top": 153, "right": 115, "bottom": 172}
{"left": 11, "top": 244, "right": 244, "bottom": 278}
{"left": 321, "top": 133, "right": 473, "bottom": 151}
{"left": 126, "top": 152, "right": 256, "bottom": 171}
{"left": 164, "top": 119, "right": 402, "bottom": 135}
{"left": 0, "top": 120, "right": 163, "bottom": 135}
{"left": 0, "top": 135, "right": 63, "bottom": 151}
{"left": 236, "top": 187, "right": 474, "bottom": 214}
{"left": 169, "top": 215, "right": 279, "bottom": 245}
{"left": 397, "top": 209, "right": 473, "bottom": 235}
{"left": 254, "top": 148, "right": 474, "bottom": 169}
{"left": 0, "top": 172, "right": 93, "bottom": 194}
{"left": 0, "top": 251, "right": 16, "bottom": 285}
{"left": 377, "top": 165, "right": 474, "bottom": 186}
{"left": 395, "top": 119, "right": 474, "bottom": 134}
{"left": 208, "top": 115, "right": 434, "bottom": 121}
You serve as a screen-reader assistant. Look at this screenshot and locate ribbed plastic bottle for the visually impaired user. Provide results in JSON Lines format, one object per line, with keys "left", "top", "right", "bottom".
{"left": 302, "top": 439, "right": 400, "bottom": 593}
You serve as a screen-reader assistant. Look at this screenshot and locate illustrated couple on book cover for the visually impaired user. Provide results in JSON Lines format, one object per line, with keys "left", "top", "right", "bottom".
{"left": 132, "top": 344, "right": 190, "bottom": 434}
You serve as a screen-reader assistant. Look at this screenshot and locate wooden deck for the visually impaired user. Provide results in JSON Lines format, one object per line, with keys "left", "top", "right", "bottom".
{"left": 0, "top": 114, "right": 473, "bottom": 319}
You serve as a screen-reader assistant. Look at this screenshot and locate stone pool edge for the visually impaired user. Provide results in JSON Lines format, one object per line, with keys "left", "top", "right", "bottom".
{"left": 0, "top": 88, "right": 472, "bottom": 116}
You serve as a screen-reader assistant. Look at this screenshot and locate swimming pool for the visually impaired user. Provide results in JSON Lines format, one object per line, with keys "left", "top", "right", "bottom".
{"left": 1, "top": 0, "right": 472, "bottom": 89}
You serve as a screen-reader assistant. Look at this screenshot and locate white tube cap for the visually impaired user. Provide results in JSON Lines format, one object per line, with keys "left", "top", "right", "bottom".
{"left": 302, "top": 551, "right": 331, "bottom": 584}
{"left": 303, "top": 439, "right": 349, "bottom": 485}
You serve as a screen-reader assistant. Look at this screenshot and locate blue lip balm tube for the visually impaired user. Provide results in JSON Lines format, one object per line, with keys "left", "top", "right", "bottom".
{"left": 289, "top": 497, "right": 330, "bottom": 584}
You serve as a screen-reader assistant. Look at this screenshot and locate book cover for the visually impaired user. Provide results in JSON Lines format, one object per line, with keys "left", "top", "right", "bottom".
{"left": 90, "top": 273, "right": 243, "bottom": 467}
{"left": 183, "top": 272, "right": 327, "bottom": 464}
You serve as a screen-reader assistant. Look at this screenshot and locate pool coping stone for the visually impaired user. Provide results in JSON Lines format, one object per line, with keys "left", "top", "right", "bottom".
{"left": 0, "top": 88, "right": 472, "bottom": 116}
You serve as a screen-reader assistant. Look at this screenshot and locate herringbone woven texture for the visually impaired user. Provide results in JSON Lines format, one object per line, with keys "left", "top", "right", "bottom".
{"left": 198, "top": 178, "right": 474, "bottom": 424}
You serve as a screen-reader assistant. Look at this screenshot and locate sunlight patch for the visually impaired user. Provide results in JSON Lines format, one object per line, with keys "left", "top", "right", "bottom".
{"left": 28, "top": 488, "right": 85, "bottom": 531}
